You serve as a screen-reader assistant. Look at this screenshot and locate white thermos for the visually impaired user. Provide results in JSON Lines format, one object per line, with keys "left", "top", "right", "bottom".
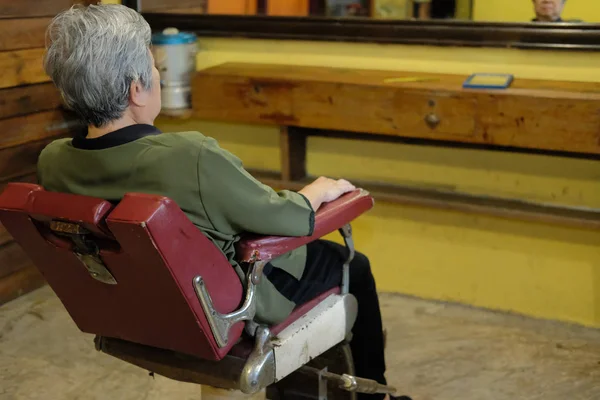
{"left": 151, "top": 28, "right": 198, "bottom": 110}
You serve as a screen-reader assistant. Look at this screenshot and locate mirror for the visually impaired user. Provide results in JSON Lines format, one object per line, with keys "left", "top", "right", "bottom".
{"left": 136, "top": 0, "right": 596, "bottom": 23}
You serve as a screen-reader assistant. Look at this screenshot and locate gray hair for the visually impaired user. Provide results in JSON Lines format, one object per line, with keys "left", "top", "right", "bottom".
{"left": 44, "top": 4, "right": 153, "bottom": 127}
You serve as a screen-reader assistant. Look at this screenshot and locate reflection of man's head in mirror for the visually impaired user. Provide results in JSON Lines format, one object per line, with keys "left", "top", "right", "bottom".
{"left": 532, "top": 0, "right": 566, "bottom": 22}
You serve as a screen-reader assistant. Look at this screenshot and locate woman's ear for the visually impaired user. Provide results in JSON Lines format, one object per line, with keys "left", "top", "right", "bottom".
{"left": 129, "top": 80, "right": 149, "bottom": 107}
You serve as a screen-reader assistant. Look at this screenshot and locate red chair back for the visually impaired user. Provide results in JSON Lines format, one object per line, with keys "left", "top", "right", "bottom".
{"left": 0, "top": 183, "right": 244, "bottom": 361}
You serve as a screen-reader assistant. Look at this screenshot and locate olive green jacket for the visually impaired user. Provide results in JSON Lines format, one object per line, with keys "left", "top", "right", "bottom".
{"left": 37, "top": 126, "right": 314, "bottom": 324}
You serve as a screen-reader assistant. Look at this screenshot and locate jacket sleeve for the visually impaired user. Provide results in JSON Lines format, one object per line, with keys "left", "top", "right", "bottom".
{"left": 197, "top": 137, "right": 314, "bottom": 236}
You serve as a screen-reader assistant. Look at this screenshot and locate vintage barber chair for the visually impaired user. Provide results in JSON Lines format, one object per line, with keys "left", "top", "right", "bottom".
{"left": 0, "top": 183, "right": 396, "bottom": 399}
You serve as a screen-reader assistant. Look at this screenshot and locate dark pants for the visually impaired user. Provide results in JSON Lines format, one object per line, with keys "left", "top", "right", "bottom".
{"left": 265, "top": 240, "right": 387, "bottom": 400}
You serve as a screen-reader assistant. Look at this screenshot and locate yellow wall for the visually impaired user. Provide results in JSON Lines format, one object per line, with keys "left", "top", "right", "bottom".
{"left": 473, "top": 0, "right": 600, "bottom": 22}
{"left": 157, "top": 38, "right": 600, "bottom": 328}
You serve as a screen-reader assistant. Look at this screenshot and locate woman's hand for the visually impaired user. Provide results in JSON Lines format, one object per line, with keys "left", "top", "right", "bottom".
{"left": 298, "top": 176, "right": 356, "bottom": 211}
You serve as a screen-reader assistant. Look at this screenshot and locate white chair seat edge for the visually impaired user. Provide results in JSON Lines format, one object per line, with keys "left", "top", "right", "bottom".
{"left": 271, "top": 293, "right": 358, "bottom": 381}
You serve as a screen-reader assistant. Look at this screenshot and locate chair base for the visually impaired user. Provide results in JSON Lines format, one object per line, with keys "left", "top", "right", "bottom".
{"left": 95, "top": 336, "right": 247, "bottom": 390}
{"left": 95, "top": 336, "right": 355, "bottom": 400}
{"left": 267, "top": 343, "right": 356, "bottom": 400}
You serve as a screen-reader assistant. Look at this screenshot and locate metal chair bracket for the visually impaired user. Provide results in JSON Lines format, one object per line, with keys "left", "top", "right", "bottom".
{"left": 193, "top": 261, "right": 265, "bottom": 348}
{"left": 240, "top": 326, "right": 275, "bottom": 394}
{"left": 338, "top": 224, "right": 354, "bottom": 295}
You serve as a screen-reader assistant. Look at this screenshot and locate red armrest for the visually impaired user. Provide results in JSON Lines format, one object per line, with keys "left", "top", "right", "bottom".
{"left": 235, "top": 189, "right": 374, "bottom": 263}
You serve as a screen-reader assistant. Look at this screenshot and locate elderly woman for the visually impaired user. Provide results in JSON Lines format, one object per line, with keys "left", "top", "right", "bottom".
{"left": 39, "top": 4, "right": 406, "bottom": 400}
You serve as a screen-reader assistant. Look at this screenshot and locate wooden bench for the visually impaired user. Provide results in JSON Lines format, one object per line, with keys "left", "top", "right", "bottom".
{"left": 191, "top": 63, "right": 600, "bottom": 230}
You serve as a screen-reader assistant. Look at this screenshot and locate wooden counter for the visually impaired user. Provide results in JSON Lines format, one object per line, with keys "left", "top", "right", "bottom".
{"left": 193, "top": 63, "right": 600, "bottom": 156}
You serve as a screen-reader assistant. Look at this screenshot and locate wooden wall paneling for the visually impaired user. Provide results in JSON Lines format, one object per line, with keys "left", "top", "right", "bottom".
{"left": 0, "top": 0, "right": 97, "bottom": 18}
{"left": 0, "top": 18, "right": 51, "bottom": 51}
{"left": 280, "top": 126, "right": 307, "bottom": 181}
{"left": 0, "top": 84, "right": 62, "bottom": 120}
{"left": 0, "top": 110, "right": 81, "bottom": 151}
{"left": 207, "top": 0, "right": 257, "bottom": 15}
{"left": 0, "top": 48, "right": 50, "bottom": 89}
{"left": 0, "top": 139, "right": 61, "bottom": 182}
{"left": 0, "top": 265, "right": 45, "bottom": 306}
{"left": 268, "top": 0, "right": 309, "bottom": 16}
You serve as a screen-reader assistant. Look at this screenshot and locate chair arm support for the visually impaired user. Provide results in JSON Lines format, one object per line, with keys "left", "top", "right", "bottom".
{"left": 236, "top": 189, "right": 374, "bottom": 263}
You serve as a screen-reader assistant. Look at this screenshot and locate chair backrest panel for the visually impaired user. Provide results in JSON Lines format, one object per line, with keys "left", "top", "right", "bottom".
{"left": 0, "top": 183, "right": 244, "bottom": 361}
{"left": 28, "top": 189, "right": 115, "bottom": 238}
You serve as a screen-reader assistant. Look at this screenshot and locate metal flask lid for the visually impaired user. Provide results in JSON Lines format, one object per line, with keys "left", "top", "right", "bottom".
{"left": 152, "top": 27, "right": 197, "bottom": 45}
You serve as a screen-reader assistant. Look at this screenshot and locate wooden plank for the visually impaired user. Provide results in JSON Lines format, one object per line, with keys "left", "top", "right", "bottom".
{"left": 195, "top": 63, "right": 600, "bottom": 93}
{"left": 0, "top": 84, "right": 62, "bottom": 120}
{"left": 0, "top": 241, "right": 32, "bottom": 280}
{"left": 0, "top": 109, "right": 81, "bottom": 151}
{"left": 0, "top": 0, "right": 97, "bottom": 18}
{"left": 0, "top": 138, "right": 63, "bottom": 182}
{"left": 280, "top": 126, "right": 307, "bottom": 181}
{"left": 192, "top": 63, "right": 600, "bottom": 155}
{"left": 251, "top": 170, "right": 600, "bottom": 231}
{"left": 0, "top": 264, "right": 45, "bottom": 306}
{"left": 0, "top": 18, "right": 51, "bottom": 51}
{"left": 0, "top": 48, "right": 49, "bottom": 89}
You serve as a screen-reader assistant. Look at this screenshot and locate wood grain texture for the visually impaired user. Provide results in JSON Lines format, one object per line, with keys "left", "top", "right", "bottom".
{"left": 0, "top": 0, "right": 96, "bottom": 18}
{"left": 0, "top": 84, "right": 62, "bottom": 120}
{"left": 0, "top": 110, "right": 81, "bottom": 151}
{"left": 0, "top": 48, "right": 49, "bottom": 89}
{"left": 0, "top": 18, "right": 50, "bottom": 51}
{"left": 0, "top": 264, "right": 45, "bottom": 306}
{"left": 192, "top": 63, "right": 600, "bottom": 155}
{"left": 0, "top": 138, "right": 62, "bottom": 182}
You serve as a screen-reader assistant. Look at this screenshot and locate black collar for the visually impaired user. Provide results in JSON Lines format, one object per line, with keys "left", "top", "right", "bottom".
{"left": 72, "top": 124, "right": 162, "bottom": 150}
